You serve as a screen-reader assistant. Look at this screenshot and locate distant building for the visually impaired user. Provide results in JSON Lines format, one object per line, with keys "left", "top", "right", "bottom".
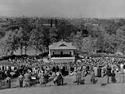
{"left": 49, "top": 40, "right": 77, "bottom": 64}
{"left": 42, "top": 18, "right": 57, "bottom": 27}
{"left": 42, "top": 23, "right": 55, "bottom": 27}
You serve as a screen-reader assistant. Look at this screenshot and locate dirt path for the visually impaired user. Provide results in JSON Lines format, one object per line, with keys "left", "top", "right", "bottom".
{"left": 0, "top": 83, "right": 124, "bottom": 94}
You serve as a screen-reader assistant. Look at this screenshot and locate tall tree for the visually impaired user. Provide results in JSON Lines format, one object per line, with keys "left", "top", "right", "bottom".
{"left": 0, "top": 30, "right": 18, "bottom": 56}
{"left": 30, "top": 27, "right": 44, "bottom": 54}
{"left": 49, "top": 27, "right": 58, "bottom": 44}
{"left": 81, "top": 35, "right": 97, "bottom": 54}
{"left": 115, "top": 26, "right": 125, "bottom": 53}
{"left": 72, "top": 31, "right": 83, "bottom": 51}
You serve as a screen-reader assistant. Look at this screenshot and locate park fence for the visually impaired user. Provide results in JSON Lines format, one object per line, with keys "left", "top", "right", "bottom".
{"left": 0, "top": 78, "right": 11, "bottom": 89}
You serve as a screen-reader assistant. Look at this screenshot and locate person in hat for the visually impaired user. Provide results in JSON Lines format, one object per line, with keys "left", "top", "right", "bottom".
{"left": 76, "top": 69, "right": 82, "bottom": 85}
{"left": 24, "top": 71, "right": 31, "bottom": 87}
{"left": 38, "top": 71, "right": 44, "bottom": 85}
{"left": 106, "top": 64, "right": 112, "bottom": 83}
{"left": 6, "top": 76, "right": 11, "bottom": 88}
{"left": 18, "top": 73, "right": 24, "bottom": 87}
{"left": 90, "top": 70, "right": 97, "bottom": 84}
{"left": 54, "top": 70, "right": 63, "bottom": 86}
{"left": 111, "top": 70, "right": 116, "bottom": 83}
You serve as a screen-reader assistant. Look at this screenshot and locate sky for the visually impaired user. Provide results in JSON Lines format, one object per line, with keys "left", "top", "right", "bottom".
{"left": 0, "top": 0, "right": 125, "bottom": 18}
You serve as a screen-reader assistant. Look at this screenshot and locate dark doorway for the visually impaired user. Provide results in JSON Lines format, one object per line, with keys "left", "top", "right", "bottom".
{"left": 61, "top": 51, "right": 63, "bottom": 55}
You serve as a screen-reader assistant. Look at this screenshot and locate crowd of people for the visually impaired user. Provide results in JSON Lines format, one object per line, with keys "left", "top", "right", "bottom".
{"left": 0, "top": 57, "right": 65, "bottom": 88}
{"left": 0, "top": 56, "right": 125, "bottom": 88}
{"left": 70, "top": 56, "right": 125, "bottom": 85}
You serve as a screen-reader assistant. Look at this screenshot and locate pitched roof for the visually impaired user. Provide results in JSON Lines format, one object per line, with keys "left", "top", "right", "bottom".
{"left": 49, "top": 40, "right": 76, "bottom": 50}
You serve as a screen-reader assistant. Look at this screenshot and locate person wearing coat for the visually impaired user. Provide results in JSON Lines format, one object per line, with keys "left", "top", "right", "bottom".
{"left": 54, "top": 71, "right": 63, "bottom": 86}
{"left": 90, "top": 70, "right": 97, "bottom": 84}
{"left": 106, "top": 64, "right": 112, "bottom": 83}
{"left": 39, "top": 71, "right": 44, "bottom": 85}
{"left": 24, "top": 72, "right": 31, "bottom": 87}
{"left": 6, "top": 76, "right": 11, "bottom": 88}
{"left": 76, "top": 69, "right": 82, "bottom": 85}
{"left": 18, "top": 74, "right": 24, "bottom": 87}
{"left": 111, "top": 70, "right": 116, "bottom": 83}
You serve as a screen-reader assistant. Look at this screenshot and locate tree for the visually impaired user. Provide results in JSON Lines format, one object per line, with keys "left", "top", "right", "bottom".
{"left": 49, "top": 27, "right": 58, "bottom": 44}
{"left": 15, "top": 27, "right": 24, "bottom": 55}
{"left": 81, "top": 35, "right": 97, "bottom": 54}
{"left": 72, "top": 31, "right": 83, "bottom": 51}
{"left": 56, "top": 19, "right": 78, "bottom": 40}
{"left": 115, "top": 26, "right": 125, "bottom": 53}
{"left": 0, "top": 30, "right": 18, "bottom": 56}
{"left": 30, "top": 28, "right": 44, "bottom": 54}
{"left": 4, "top": 17, "right": 33, "bottom": 55}
{"left": 103, "top": 33, "right": 118, "bottom": 53}
{"left": 94, "top": 25, "right": 106, "bottom": 52}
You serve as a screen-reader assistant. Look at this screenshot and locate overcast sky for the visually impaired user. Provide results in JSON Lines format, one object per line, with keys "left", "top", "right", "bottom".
{"left": 0, "top": 0, "right": 125, "bottom": 18}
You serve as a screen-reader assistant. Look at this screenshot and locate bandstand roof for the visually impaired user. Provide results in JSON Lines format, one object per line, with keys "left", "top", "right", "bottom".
{"left": 49, "top": 40, "right": 76, "bottom": 50}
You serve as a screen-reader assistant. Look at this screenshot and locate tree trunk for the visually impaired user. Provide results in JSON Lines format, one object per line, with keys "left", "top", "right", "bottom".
{"left": 20, "top": 44, "right": 23, "bottom": 55}
{"left": 35, "top": 42, "right": 38, "bottom": 55}
{"left": 24, "top": 46, "right": 27, "bottom": 55}
{"left": 10, "top": 50, "right": 14, "bottom": 55}
{"left": 5, "top": 49, "right": 9, "bottom": 56}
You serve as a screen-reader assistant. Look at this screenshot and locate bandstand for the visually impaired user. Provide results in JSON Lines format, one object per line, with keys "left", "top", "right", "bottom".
{"left": 49, "top": 40, "right": 77, "bottom": 72}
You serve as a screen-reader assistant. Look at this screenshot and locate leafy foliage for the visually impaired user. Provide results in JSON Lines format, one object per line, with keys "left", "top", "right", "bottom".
{"left": 0, "top": 17, "right": 125, "bottom": 56}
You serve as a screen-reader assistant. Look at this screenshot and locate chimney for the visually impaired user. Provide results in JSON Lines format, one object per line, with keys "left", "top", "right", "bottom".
{"left": 50, "top": 19, "right": 53, "bottom": 27}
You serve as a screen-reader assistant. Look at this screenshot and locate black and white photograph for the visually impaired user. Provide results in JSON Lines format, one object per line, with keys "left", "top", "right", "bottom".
{"left": 0, "top": 0, "right": 125, "bottom": 94}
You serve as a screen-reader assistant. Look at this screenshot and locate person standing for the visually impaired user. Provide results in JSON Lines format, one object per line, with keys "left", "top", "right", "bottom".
{"left": 6, "top": 76, "right": 11, "bottom": 88}
{"left": 76, "top": 69, "right": 81, "bottom": 85}
{"left": 54, "top": 71, "right": 63, "bottom": 86}
{"left": 90, "top": 70, "right": 97, "bottom": 84}
{"left": 93, "top": 66, "right": 98, "bottom": 77}
{"left": 43, "top": 70, "right": 49, "bottom": 86}
{"left": 97, "top": 66, "right": 102, "bottom": 78}
{"left": 39, "top": 71, "right": 44, "bottom": 85}
{"left": 106, "top": 64, "right": 112, "bottom": 84}
{"left": 111, "top": 70, "right": 116, "bottom": 83}
{"left": 120, "top": 63, "right": 124, "bottom": 72}
{"left": 24, "top": 71, "right": 31, "bottom": 87}
{"left": 18, "top": 74, "right": 24, "bottom": 87}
